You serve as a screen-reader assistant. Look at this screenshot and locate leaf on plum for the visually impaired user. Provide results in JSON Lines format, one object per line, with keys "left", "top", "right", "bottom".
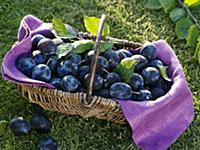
{"left": 114, "top": 58, "right": 138, "bottom": 82}
{"left": 56, "top": 43, "right": 73, "bottom": 59}
{"left": 158, "top": 65, "right": 172, "bottom": 82}
{"left": 72, "top": 40, "right": 94, "bottom": 54}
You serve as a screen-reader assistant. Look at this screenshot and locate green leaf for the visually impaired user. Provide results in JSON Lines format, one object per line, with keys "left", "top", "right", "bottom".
{"left": 114, "top": 58, "right": 138, "bottom": 82}
{"left": 184, "top": 0, "right": 200, "bottom": 7}
{"left": 186, "top": 25, "right": 200, "bottom": 47}
{"left": 99, "top": 41, "right": 113, "bottom": 53}
{"left": 159, "top": 0, "right": 176, "bottom": 13}
{"left": 158, "top": 65, "right": 172, "bottom": 82}
{"left": 169, "top": 8, "right": 186, "bottom": 22}
{"left": 175, "top": 18, "right": 193, "bottom": 39}
{"left": 72, "top": 40, "right": 94, "bottom": 54}
{"left": 52, "top": 18, "right": 77, "bottom": 39}
{"left": 56, "top": 43, "right": 73, "bottom": 59}
{"left": 52, "top": 18, "right": 68, "bottom": 37}
{"left": 193, "top": 37, "right": 200, "bottom": 63}
{"left": 145, "top": 0, "right": 162, "bottom": 9}
{"left": 84, "top": 16, "right": 110, "bottom": 36}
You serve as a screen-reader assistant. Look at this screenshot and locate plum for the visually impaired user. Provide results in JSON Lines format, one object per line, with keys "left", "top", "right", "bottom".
{"left": 46, "top": 55, "right": 59, "bottom": 74}
{"left": 49, "top": 78, "right": 62, "bottom": 90}
{"left": 16, "top": 57, "right": 36, "bottom": 77}
{"left": 31, "top": 50, "right": 46, "bottom": 64}
{"left": 129, "top": 73, "right": 144, "bottom": 91}
{"left": 70, "top": 53, "right": 82, "bottom": 64}
{"left": 57, "top": 60, "right": 78, "bottom": 77}
{"left": 141, "top": 67, "right": 160, "bottom": 85}
{"left": 9, "top": 117, "right": 31, "bottom": 136}
{"left": 31, "top": 113, "right": 51, "bottom": 133}
{"left": 116, "top": 51, "right": 127, "bottom": 60}
{"left": 61, "top": 75, "right": 80, "bottom": 92}
{"left": 37, "top": 138, "right": 58, "bottom": 150}
{"left": 110, "top": 82, "right": 132, "bottom": 99}
{"left": 104, "top": 49, "right": 120, "bottom": 68}
{"left": 78, "top": 65, "right": 90, "bottom": 80}
{"left": 151, "top": 88, "right": 165, "bottom": 99}
{"left": 31, "top": 34, "right": 45, "bottom": 49}
{"left": 118, "top": 49, "right": 132, "bottom": 57}
{"left": 94, "top": 89, "right": 110, "bottom": 98}
{"left": 148, "top": 59, "right": 164, "bottom": 68}
{"left": 38, "top": 38, "right": 56, "bottom": 54}
{"left": 132, "top": 89, "right": 152, "bottom": 101}
{"left": 140, "top": 42, "right": 157, "bottom": 61}
{"left": 83, "top": 73, "right": 104, "bottom": 90}
{"left": 131, "top": 54, "right": 148, "bottom": 72}
{"left": 104, "top": 72, "right": 121, "bottom": 88}
{"left": 32, "top": 64, "right": 51, "bottom": 82}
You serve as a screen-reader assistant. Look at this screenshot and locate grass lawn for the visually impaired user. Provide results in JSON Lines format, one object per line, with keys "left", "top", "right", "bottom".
{"left": 0, "top": 0, "right": 200, "bottom": 149}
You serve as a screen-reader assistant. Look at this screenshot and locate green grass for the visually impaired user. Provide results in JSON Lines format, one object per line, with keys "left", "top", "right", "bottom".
{"left": 0, "top": 0, "right": 200, "bottom": 149}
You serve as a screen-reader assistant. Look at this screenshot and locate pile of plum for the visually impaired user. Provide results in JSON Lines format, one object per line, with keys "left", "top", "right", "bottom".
{"left": 10, "top": 114, "right": 58, "bottom": 149}
{"left": 16, "top": 34, "right": 172, "bottom": 101}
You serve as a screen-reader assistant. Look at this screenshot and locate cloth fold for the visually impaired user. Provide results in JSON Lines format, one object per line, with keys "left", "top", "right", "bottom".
{"left": 2, "top": 15, "right": 194, "bottom": 150}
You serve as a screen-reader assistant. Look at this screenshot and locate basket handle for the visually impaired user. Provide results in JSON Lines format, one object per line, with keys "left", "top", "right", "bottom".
{"left": 84, "top": 14, "right": 107, "bottom": 105}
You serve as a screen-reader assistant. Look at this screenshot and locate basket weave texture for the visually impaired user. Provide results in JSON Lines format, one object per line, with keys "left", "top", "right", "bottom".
{"left": 16, "top": 32, "right": 141, "bottom": 124}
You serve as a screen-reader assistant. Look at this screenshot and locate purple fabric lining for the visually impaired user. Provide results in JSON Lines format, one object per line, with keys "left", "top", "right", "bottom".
{"left": 1, "top": 15, "right": 194, "bottom": 150}
{"left": 118, "top": 40, "right": 194, "bottom": 150}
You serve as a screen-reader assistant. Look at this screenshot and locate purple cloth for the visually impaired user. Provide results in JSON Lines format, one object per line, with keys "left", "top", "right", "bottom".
{"left": 118, "top": 41, "right": 194, "bottom": 150}
{"left": 2, "top": 15, "right": 194, "bottom": 150}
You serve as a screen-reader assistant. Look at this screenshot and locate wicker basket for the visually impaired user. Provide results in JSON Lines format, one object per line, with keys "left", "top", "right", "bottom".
{"left": 16, "top": 16, "right": 142, "bottom": 124}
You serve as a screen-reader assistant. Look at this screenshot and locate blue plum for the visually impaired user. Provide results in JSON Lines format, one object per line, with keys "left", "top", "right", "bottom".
{"left": 83, "top": 73, "right": 104, "bottom": 90}
{"left": 31, "top": 50, "right": 46, "bottom": 64}
{"left": 9, "top": 117, "right": 31, "bottom": 136}
{"left": 131, "top": 54, "right": 148, "bottom": 72}
{"left": 110, "top": 82, "right": 132, "bottom": 99}
{"left": 151, "top": 88, "right": 165, "bottom": 99}
{"left": 31, "top": 34, "right": 45, "bottom": 49}
{"left": 78, "top": 65, "right": 90, "bottom": 80}
{"left": 116, "top": 51, "right": 127, "bottom": 60}
{"left": 46, "top": 55, "right": 59, "bottom": 73}
{"left": 70, "top": 53, "right": 82, "bottom": 64}
{"left": 151, "top": 78, "right": 172, "bottom": 92}
{"left": 129, "top": 73, "right": 144, "bottom": 91}
{"left": 104, "top": 72, "right": 121, "bottom": 88}
{"left": 38, "top": 38, "right": 56, "bottom": 54}
{"left": 16, "top": 57, "right": 36, "bottom": 77}
{"left": 148, "top": 59, "right": 164, "bottom": 68}
{"left": 132, "top": 89, "right": 152, "bottom": 101}
{"left": 31, "top": 113, "right": 51, "bottom": 133}
{"left": 97, "top": 56, "right": 109, "bottom": 70}
{"left": 141, "top": 67, "right": 160, "bottom": 85}
{"left": 61, "top": 75, "right": 80, "bottom": 92}
{"left": 49, "top": 78, "right": 62, "bottom": 90}
{"left": 37, "top": 138, "right": 58, "bottom": 150}
{"left": 85, "top": 50, "right": 94, "bottom": 63}
{"left": 32, "top": 64, "right": 51, "bottom": 82}
{"left": 94, "top": 89, "right": 110, "bottom": 98}
{"left": 140, "top": 42, "right": 157, "bottom": 61}
{"left": 118, "top": 49, "right": 132, "bottom": 57}
{"left": 104, "top": 49, "right": 120, "bottom": 68}
{"left": 57, "top": 60, "right": 78, "bottom": 77}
